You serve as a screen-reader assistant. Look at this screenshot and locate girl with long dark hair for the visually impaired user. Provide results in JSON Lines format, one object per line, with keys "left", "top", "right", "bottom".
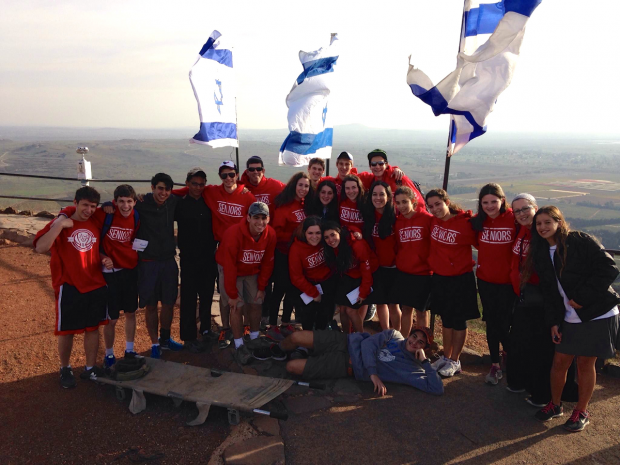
{"left": 322, "top": 221, "right": 378, "bottom": 333}
{"left": 527, "top": 206, "right": 619, "bottom": 432}
{"left": 311, "top": 179, "right": 339, "bottom": 222}
{"left": 338, "top": 174, "right": 365, "bottom": 230}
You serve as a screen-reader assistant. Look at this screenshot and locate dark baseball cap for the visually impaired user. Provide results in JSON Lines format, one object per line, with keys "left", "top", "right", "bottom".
{"left": 186, "top": 167, "right": 206, "bottom": 181}
{"left": 248, "top": 202, "right": 269, "bottom": 217}
{"left": 367, "top": 149, "right": 388, "bottom": 162}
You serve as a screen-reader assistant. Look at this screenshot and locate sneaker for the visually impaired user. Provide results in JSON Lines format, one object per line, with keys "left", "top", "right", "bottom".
{"left": 151, "top": 345, "right": 161, "bottom": 359}
{"left": 535, "top": 401, "right": 564, "bottom": 422}
{"left": 124, "top": 350, "right": 139, "bottom": 359}
{"left": 506, "top": 385, "right": 525, "bottom": 393}
{"left": 59, "top": 367, "right": 76, "bottom": 389}
{"left": 243, "top": 335, "right": 269, "bottom": 350}
{"left": 431, "top": 355, "right": 449, "bottom": 372}
{"left": 438, "top": 359, "right": 462, "bottom": 377}
{"left": 201, "top": 331, "right": 219, "bottom": 349}
{"left": 280, "top": 324, "right": 296, "bottom": 337}
{"left": 253, "top": 343, "right": 287, "bottom": 361}
{"left": 218, "top": 329, "right": 233, "bottom": 349}
{"left": 266, "top": 326, "right": 285, "bottom": 342}
{"left": 104, "top": 354, "right": 117, "bottom": 368}
{"left": 234, "top": 344, "right": 253, "bottom": 365}
{"left": 269, "top": 343, "right": 287, "bottom": 361}
{"left": 564, "top": 409, "right": 590, "bottom": 432}
{"left": 184, "top": 339, "right": 206, "bottom": 354}
{"left": 159, "top": 337, "right": 184, "bottom": 351}
{"left": 289, "top": 348, "right": 309, "bottom": 360}
{"left": 364, "top": 304, "right": 377, "bottom": 322}
{"left": 525, "top": 397, "right": 548, "bottom": 408}
{"left": 79, "top": 366, "right": 105, "bottom": 381}
{"left": 260, "top": 316, "right": 269, "bottom": 332}
{"left": 485, "top": 366, "right": 503, "bottom": 385}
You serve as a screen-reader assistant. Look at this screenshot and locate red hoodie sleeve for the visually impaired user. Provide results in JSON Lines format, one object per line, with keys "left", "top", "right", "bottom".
{"left": 172, "top": 186, "right": 188, "bottom": 197}
{"left": 219, "top": 230, "right": 241, "bottom": 300}
{"left": 58, "top": 206, "right": 105, "bottom": 228}
{"left": 357, "top": 171, "right": 375, "bottom": 190}
{"left": 289, "top": 244, "right": 319, "bottom": 298}
{"left": 352, "top": 239, "right": 374, "bottom": 300}
{"left": 257, "top": 228, "right": 277, "bottom": 291}
{"left": 272, "top": 204, "right": 289, "bottom": 243}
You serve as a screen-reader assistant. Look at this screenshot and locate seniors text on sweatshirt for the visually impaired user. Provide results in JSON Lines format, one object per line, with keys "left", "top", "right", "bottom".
{"left": 428, "top": 211, "right": 477, "bottom": 276}
{"left": 339, "top": 197, "right": 364, "bottom": 230}
{"left": 510, "top": 225, "right": 539, "bottom": 295}
{"left": 215, "top": 221, "right": 277, "bottom": 300}
{"left": 272, "top": 199, "right": 306, "bottom": 254}
{"left": 395, "top": 210, "right": 433, "bottom": 275}
{"left": 475, "top": 210, "right": 516, "bottom": 284}
{"left": 288, "top": 238, "right": 332, "bottom": 298}
{"left": 348, "top": 330, "right": 443, "bottom": 395}
{"left": 337, "top": 233, "right": 379, "bottom": 300}
{"left": 238, "top": 172, "right": 285, "bottom": 219}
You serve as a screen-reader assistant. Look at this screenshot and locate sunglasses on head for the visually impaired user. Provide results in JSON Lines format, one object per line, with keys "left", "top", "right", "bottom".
{"left": 247, "top": 167, "right": 263, "bottom": 172}
{"left": 219, "top": 172, "right": 236, "bottom": 179}
{"left": 370, "top": 161, "right": 386, "bottom": 167}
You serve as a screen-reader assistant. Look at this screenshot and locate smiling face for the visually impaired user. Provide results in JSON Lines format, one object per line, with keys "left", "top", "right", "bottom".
{"left": 323, "top": 229, "right": 341, "bottom": 248}
{"left": 481, "top": 194, "right": 503, "bottom": 219}
{"left": 405, "top": 330, "right": 427, "bottom": 353}
{"left": 512, "top": 199, "right": 536, "bottom": 228}
{"left": 247, "top": 213, "right": 269, "bottom": 236}
{"left": 319, "top": 185, "right": 334, "bottom": 206}
{"left": 308, "top": 163, "right": 324, "bottom": 183}
{"left": 535, "top": 213, "right": 560, "bottom": 245}
{"left": 186, "top": 175, "right": 206, "bottom": 200}
{"left": 295, "top": 178, "right": 310, "bottom": 201}
{"left": 337, "top": 159, "right": 353, "bottom": 179}
{"left": 305, "top": 225, "right": 322, "bottom": 246}
{"left": 394, "top": 193, "right": 414, "bottom": 216}
{"left": 151, "top": 181, "right": 171, "bottom": 205}
{"left": 74, "top": 199, "right": 98, "bottom": 221}
{"left": 344, "top": 180, "right": 359, "bottom": 202}
{"left": 427, "top": 196, "right": 450, "bottom": 220}
{"left": 246, "top": 163, "right": 264, "bottom": 186}
{"left": 369, "top": 155, "right": 387, "bottom": 177}
{"left": 116, "top": 196, "right": 136, "bottom": 218}
{"left": 372, "top": 185, "right": 388, "bottom": 211}
{"left": 220, "top": 168, "right": 237, "bottom": 189}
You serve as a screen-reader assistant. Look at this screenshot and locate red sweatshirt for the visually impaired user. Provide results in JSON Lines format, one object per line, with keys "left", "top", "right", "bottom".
{"left": 428, "top": 211, "right": 477, "bottom": 277}
{"left": 367, "top": 210, "right": 396, "bottom": 267}
{"left": 394, "top": 210, "right": 433, "bottom": 275}
{"left": 475, "top": 210, "right": 516, "bottom": 285}
{"left": 322, "top": 167, "right": 358, "bottom": 196}
{"left": 238, "top": 172, "right": 285, "bottom": 218}
{"left": 288, "top": 238, "right": 332, "bottom": 298}
{"left": 272, "top": 199, "right": 306, "bottom": 254}
{"left": 510, "top": 226, "right": 540, "bottom": 295}
{"left": 215, "top": 222, "right": 277, "bottom": 300}
{"left": 339, "top": 198, "right": 364, "bottom": 230}
{"left": 357, "top": 166, "right": 426, "bottom": 213}
{"left": 59, "top": 206, "right": 139, "bottom": 270}
{"left": 339, "top": 234, "right": 379, "bottom": 300}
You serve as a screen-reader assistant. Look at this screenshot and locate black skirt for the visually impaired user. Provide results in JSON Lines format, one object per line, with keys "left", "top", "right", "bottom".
{"left": 334, "top": 275, "right": 367, "bottom": 309}
{"left": 430, "top": 271, "right": 480, "bottom": 321}
{"left": 557, "top": 313, "right": 619, "bottom": 359}
{"left": 367, "top": 267, "right": 398, "bottom": 305}
{"left": 391, "top": 270, "right": 431, "bottom": 310}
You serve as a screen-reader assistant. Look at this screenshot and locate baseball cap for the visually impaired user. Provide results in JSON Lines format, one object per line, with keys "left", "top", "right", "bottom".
{"left": 248, "top": 202, "right": 270, "bottom": 217}
{"left": 367, "top": 149, "right": 388, "bottom": 162}
{"left": 246, "top": 156, "right": 264, "bottom": 168}
{"left": 219, "top": 160, "right": 238, "bottom": 174}
{"left": 186, "top": 167, "right": 206, "bottom": 181}
{"left": 337, "top": 151, "right": 354, "bottom": 162}
{"left": 411, "top": 327, "right": 433, "bottom": 349}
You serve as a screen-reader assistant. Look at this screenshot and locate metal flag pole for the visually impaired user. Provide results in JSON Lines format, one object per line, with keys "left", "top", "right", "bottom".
{"left": 442, "top": 0, "right": 467, "bottom": 192}
{"left": 234, "top": 96, "right": 240, "bottom": 168}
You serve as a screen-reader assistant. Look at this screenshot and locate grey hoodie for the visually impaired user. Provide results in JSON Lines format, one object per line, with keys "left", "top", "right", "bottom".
{"left": 348, "top": 330, "right": 444, "bottom": 395}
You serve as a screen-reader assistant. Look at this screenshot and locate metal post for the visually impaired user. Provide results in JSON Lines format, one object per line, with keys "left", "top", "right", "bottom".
{"left": 326, "top": 159, "right": 330, "bottom": 176}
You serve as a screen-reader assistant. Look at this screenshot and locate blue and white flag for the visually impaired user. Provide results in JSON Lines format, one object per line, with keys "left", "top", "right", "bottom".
{"left": 407, "top": 0, "right": 542, "bottom": 155}
{"left": 279, "top": 34, "right": 339, "bottom": 167}
{"left": 189, "top": 30, "right": 238, "bottom": 148}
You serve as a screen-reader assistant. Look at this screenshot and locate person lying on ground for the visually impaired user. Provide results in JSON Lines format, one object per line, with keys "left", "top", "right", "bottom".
{"left": 253, "top": 327, "right": 444, "bottom": 396}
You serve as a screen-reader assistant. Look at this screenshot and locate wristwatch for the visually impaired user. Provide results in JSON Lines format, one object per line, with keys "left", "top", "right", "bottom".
{"left": 421, "top": 358, "right": 431, "bottom": 365}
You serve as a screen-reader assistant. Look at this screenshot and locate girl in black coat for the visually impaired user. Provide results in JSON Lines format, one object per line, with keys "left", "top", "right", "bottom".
{"left": 525, "top": 206, "right": 619, "bottom": 432}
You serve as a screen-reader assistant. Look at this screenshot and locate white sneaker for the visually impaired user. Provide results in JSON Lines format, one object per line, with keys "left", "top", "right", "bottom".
{"left": 431, "top": 355, "right": 448, "bottom": 371}
{"left": 438, "top": 359, "right": 462, "bottom": 377}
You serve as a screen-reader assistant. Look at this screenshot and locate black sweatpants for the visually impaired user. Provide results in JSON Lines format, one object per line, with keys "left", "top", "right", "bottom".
{"left": 269, "top": 250, "right": 294, "bottom": 326}
{"left": 478, "top": 279, "right": 516, "bottom": 364}
{"left": 179, "top": 254, "right": 217, "bottom": 341}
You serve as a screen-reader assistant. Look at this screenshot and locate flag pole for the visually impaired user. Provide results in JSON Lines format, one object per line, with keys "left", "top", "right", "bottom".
{"left": 442, "top": 0, "right": 467, "bottom": 192}
{"left": 235, "top": 96, "right": 240, "bottom": 168}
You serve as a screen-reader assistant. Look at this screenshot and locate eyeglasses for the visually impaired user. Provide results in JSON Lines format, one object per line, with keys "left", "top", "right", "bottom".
{"left": 190, "top": 182, "right": 205, "bottom": 188}
{"left": 370, "top": 161, "right": 386, "bottom": 167}
{"left": 219, "top": 172, "right": 236, "bottom": 179}
{"left": 513, "top": 205, "right": 534, "bottom": 215}
{"left": 247, "top": 167, "right": 263, "bottom": 172}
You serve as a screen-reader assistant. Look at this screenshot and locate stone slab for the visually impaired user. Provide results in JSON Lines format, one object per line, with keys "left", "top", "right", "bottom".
{"left": 252, "top": 416, "right": 280, "bottom": 436}
{"left": 283, "top": 395, "right": 332, "bottom": 415}
{"left": 223, "top": 436, "right": 284, "bottom": 465}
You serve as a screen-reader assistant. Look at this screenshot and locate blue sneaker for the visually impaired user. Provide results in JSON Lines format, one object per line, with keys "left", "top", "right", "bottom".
{"left": 159, "top": 337, "right": 184, "bottom": 351}
{"left": 104, "top": 354, "right": 116, "bottom": 368}
{"left": 150, "top": 345, "right": 161, "bottom": 359}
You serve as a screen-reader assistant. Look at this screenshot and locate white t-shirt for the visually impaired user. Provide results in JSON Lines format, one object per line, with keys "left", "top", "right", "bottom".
{"left": 549, "top": 246, "right": 619, "bottom": 323}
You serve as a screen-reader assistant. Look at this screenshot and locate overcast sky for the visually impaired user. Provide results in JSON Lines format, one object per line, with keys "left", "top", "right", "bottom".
{"left": 1, "top": 0, "right": 618, "bottom": 135}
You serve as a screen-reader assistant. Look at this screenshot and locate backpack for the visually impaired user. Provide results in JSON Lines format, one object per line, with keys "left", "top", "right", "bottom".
{"left": 106, "top": 356, "right": 150, "bottom": 381}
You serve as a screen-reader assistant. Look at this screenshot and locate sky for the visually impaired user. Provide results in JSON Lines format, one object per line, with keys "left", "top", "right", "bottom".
{"left": 1, "top": 0, "right": 618, "bottom": 135}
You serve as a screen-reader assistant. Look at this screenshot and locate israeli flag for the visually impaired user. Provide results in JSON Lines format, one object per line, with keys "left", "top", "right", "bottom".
{"left": 407, "top": 0, "right": 542, "bottom": 155}
{"left": 279, "top": 34, "right": 339, "bottom": 167}
{"left": 189, "top": 30, "right": 238, "bottom": 148}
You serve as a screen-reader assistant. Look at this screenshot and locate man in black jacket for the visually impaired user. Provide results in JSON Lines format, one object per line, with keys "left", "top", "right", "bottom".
{"left": 175, "top": 168, "right": 218, "bottom": 352}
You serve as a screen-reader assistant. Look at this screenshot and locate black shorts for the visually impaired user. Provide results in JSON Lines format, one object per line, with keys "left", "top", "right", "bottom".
{"left": 138, "top": 259, "right": 179, "bottom": 308}
{"left": 392, "top": 270, "right": 432, "bottom": 310}
{"left": 104, "top": 268, "right": 138, "bottom": 319}
{"left": 430, "top": 272, "right": 480, "bottom": 322}
{"left": 55, "top": 284, "right": 108, "bottom": 335}
{"left": 302, "top": 330, "right": 350, "bottom": 380}
{"left": 335, "top": 275, "right": 366, "bottom": 309}
{"left": 368, "top": 267, "right": 398, "bottom": 305}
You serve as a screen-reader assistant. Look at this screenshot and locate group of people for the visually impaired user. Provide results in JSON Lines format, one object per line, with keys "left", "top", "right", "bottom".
{"left": 34, "top": 148, "right": 619, "bottom": 433}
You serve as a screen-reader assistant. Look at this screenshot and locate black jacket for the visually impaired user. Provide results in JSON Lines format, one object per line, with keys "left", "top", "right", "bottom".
{"left": 134, "top": 193, "right": 179, "bottom": 261}
{"left": 532, "top": 231, "right": 619, "bottom": 327}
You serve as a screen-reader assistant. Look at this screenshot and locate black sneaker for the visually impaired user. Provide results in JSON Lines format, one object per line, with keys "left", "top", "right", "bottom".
{"left": 535, "top": 401, "right": 563, "bottom": 422}
{"left": 564, "top": 409, "right": 590, "bottom": 432}
{"left": 59, "top": 367, "right": 76, "bottom": 389}
{"left": 270, "top": 343, "right": 287, "bottom": 361}
{"left": 184, "top": 339, "right": 206, "bottom": 354}
{"left": 253, "top": 345, "right": 274, "bottom": 361}
{"left": 79, "top": 366, "right": 105, "bottom": 381}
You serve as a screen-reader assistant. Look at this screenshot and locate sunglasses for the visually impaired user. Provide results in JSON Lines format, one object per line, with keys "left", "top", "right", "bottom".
{"left": 219, "top": 172, "right": 236, "bottom": 179}
{"left": 247, "top": 167, "right": 263, "bottom": 172}
{"left": 370, "top": 161, "right": 386, "bottom": 167}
